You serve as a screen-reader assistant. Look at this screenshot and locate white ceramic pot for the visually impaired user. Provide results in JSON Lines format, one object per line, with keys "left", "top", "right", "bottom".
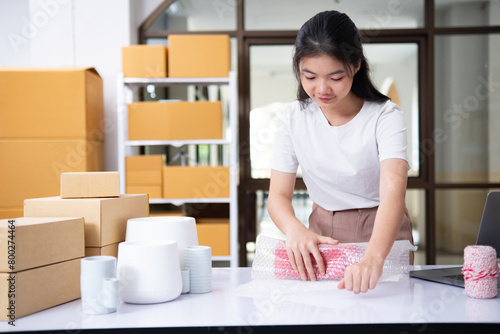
{"left": 117, "top": 240, "right": 182, "bottom": 304}
{"left": 125, "top": 216, "right": 199, "bottom": 269}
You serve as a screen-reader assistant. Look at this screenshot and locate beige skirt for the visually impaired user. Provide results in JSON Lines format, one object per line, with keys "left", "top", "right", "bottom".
{"left": 308, "top": 204, "right": 414, "bottom": 264}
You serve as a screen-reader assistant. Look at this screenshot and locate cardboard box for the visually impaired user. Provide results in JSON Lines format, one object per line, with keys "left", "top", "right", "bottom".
{"left": 0, "top": 258, "right": 81, "bottom": 321}
{"left": 0, "top": 139, "right": 104, "bottom": 208}
{"left": 85, "top": 242, "right": 119, "bottom": 258}
{"left": 0, "top": 208, "right": 23, "bottom": 220}
{"left": 163, "top": 166, "right": 229, "bottom": 199}
{"left": 128, "top": 101, "right": 222, "bottom": 141}
{"left": 61, "top": 172, "right": 120, "bottom": 198}
{"left": 126, "top": 155, "right": 163, "bottom": 185}
{"left": 0, "top": 217, "right": 84, "bottom": 272}
{"left": 0, "top": 67, "right": 103, "bottom": 139}
{"left": 24, "top": 194, "right": 149, "bottom": 247}
{"left": 122, "top": 45, "right": 167, "bottom": 78}
{"left": 168, "top": 35, "right": 230, "bottom": 78}
{"left": 126, "top": 155, "right": 164, "bottom": 171}
{"left": 126, "top": 185, "right": 162, "bottom": 199}
{"left": 196, "top": 218, "right": 229, "bottom": 256}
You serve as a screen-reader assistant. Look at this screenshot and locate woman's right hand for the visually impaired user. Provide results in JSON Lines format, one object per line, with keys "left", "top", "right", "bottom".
{"left": 285, "top": 226, "right": 338, "bottom": 281}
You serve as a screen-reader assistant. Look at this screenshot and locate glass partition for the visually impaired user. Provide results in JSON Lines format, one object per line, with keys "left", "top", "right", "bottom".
{"left": 435, "top": 189, "right": 498, "bottom": 264}
{"left": 146, "top": 0, "right": 236, "bottom": 32}
{"left": 434, "top": 34, "right": 500, "bottom": 183}
{"left": 249, "top": 43, "right": 420, "bottom": 179}
{"left": 435, "top": 0, "right": 500, "bottom": 27}
{"left": 245, "top": 0, "right": 424, "bottom": 30}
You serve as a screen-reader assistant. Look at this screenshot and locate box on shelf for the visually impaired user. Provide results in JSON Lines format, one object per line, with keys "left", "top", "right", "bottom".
{"left": 85, "top": 242, "right": 120, "bottom": 258}
{"left": 168, "top": 35, "right": 230, "bottom": 78}
{"left": 61, "top": 172, "right": 120, "bottom": 199}
{"left": 122, "top": 45, "right": 167, "bottom": 78}
{"left": 196, "top": 218, "right": 230, "bottom": 256}
{"left": 0, "top": 259, "right": 81, "bottom": 321}
{"left": 0, "top": 217, "right": 84, "bottom": 272}
{"left": 163, "top": 166, "right": 229, "bottom": 199}
{"left": 128, "top": 101, "right": 222, "bottom": 141}
{"left": 126, "top": 155, "right": 163, "bottom": 199}
{"left": 0, "top": 139, "right": 104, "bottom": 208}
{"left": 0, "top": 208, "right": 23, "bottom": 220}
{"left": 0, "top": 67, "right": 103, "bottom": 139}
{"left": 24, "top": 194, "right": 149, "bottom": 247}
{"left": 126, "top": 185, "right": 162, "bottom": 199}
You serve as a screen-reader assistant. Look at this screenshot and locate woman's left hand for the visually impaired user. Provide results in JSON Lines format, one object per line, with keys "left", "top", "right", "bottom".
{"left": 337, "top": 256, "right": 384, "bottom": 293}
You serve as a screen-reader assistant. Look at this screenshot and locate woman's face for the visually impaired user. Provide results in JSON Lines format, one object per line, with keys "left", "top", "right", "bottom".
{"left": 299, "top": 54, "right": 359, "bottom": 113}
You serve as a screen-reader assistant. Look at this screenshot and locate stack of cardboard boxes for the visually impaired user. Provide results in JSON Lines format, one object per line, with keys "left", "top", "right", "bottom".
{"left": 121, "top": 35, "right": 232, "bottom": 256}
{"left": 126, "top": 155, "right": 164, "bottom": 199}
{"left": 0, "top": 171, "right": 149, "bottom": 321}
{"left": 0, "top": 217, "right": 84, "bottom": 321}
{"left": 0, "top": 67, "right": 105, "bottom": 219}
{"left": 0, "top": 172, "right": 148, "bottom": 320}
{"left": 25, "top": 172, "right": 149, "bottom": 257}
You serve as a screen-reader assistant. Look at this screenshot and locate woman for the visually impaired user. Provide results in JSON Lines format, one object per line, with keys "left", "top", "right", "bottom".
{"left": 268, "top": 10, "right": 413, "bottom": 294}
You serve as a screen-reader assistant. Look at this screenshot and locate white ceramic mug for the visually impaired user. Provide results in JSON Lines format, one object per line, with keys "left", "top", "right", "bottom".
{"left": 117, "top": 240, "right": 182, "bottom": 304}
{"left": 125, "top": 216, "right": 199, "bottom": 269}
{"left": 80, "top": 256, "right": 119, "bottom": 315}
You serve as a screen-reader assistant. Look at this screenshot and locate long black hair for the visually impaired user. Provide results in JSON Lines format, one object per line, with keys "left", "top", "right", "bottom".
{"left": 293, "top": 10, "right": 388, "bottom": 106}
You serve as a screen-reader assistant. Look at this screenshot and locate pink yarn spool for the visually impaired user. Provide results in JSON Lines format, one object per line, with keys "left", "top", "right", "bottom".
{"left": 462, "top": 245, "right": 499, "bottom": 299}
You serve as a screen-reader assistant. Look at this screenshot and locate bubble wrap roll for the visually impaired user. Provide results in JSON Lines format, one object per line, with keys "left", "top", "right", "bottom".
{"left": 252, "top": 235, "right": 416, "bottom": 281}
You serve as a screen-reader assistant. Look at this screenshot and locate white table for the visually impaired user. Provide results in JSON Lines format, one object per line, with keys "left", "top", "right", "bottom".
{"left": 1, "top": 267, "right": 499, "bottom": 333}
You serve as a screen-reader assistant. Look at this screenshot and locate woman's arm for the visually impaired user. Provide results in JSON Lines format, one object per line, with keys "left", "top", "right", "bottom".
{"left": 338, "top": 158, "right": 409, "bottom": 293}
{"left": 268, "top": 169, "right": 338, "bottom": 281}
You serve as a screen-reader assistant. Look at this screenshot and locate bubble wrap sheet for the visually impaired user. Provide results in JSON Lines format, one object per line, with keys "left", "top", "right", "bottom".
{"left": 251, "top": 235, "right": 417, "bottom": 282}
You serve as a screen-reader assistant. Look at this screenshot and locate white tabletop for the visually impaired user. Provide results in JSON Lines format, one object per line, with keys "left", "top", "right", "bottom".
{"left": 1, "top": 266, "right": 499, "bottom": 333}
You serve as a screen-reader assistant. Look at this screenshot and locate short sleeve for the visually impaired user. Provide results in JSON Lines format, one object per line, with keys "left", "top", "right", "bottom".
{"left": 271, "top": 105, "right": 299, "bottom": 173}
{"left": 376, "top": 102, "right": 410, "bottom": 168}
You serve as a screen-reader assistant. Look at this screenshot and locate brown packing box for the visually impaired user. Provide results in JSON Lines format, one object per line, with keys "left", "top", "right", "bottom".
{"left": 126, "top": 171, "right": 162, "bottom": 185}
{"left": 126, "top": 155, "right": 164, "bottom": 171}
{"left": 126, "top": 155, "right": 163, "bottom": 198}
{"left": 0, "top": 259, "right": 81, "bottom": 321}
{"left": 168, "top": 35, "right": 230, "bottom": 78}
{"left": 61, "top": 172, "right": 120, "bottom": 198}
{"left": 0, "top": 217, "right": 84, "bottom": 272}
{"left": 0, "top": 139, "right": 104, "bottom": 208}
{"left": 85, "top": 242, "right": 120, "bottom": 258}
{"left": 163, "top": 166, "right": 229, "bottom": 199}
{"left": 196, "top": 218, "right": 230, "bottom": 256}
{"left": 0, "top": 67, "right": 103, "bottom": 139}
{"left": 126, "top": 185, "right": 162, "bottom": 199}
{"left": 122, "top": 45, "right": 167, "bottom": 78}
{"left": 128, "top": 101, "right": 222, "bottom": 141}
{"left": 24, "top": 194, "right": 149, "bottom": 247}
{"left": 126, "top": 155, "right": 163, "bottom": 185}
{"left": 0, "top": 208, "right": 23, "bottom": 220}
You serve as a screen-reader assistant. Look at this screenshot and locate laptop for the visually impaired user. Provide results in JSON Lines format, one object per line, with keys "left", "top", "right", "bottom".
{"left": 410, "top": 191, "right": 500, "bottom": 288}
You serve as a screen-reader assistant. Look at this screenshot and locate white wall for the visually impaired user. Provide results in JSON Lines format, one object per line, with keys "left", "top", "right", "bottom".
{"left": 0, "top": 0, "right": 163, "bottom": 171}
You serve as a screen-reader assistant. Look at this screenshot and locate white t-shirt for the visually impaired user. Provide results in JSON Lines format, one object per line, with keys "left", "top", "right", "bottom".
{"left": 271, "top": 99, "right": 409, "bottom": 211}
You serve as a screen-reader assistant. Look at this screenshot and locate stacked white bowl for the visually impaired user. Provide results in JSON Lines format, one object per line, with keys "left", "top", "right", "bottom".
{"left": 184, "top": 245, "right": 212, "bottom": 293}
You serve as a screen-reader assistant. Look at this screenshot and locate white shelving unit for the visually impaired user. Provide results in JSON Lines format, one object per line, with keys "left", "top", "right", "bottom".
{"left": 116, "top": 71, "right": 238, "bottom": 267}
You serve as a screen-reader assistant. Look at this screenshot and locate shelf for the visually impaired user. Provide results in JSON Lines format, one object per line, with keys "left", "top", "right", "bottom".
{"left": 123, "top": 76, "right": 230, "bottom": 87}
{"left": 126, "top": 139, "right": 230, "bottom": 147}
{"left": 149, "top": 198, "right": 231, "bottom": 206}
{"left": 117, "top": 71, "right": 238, "bottom": 267}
